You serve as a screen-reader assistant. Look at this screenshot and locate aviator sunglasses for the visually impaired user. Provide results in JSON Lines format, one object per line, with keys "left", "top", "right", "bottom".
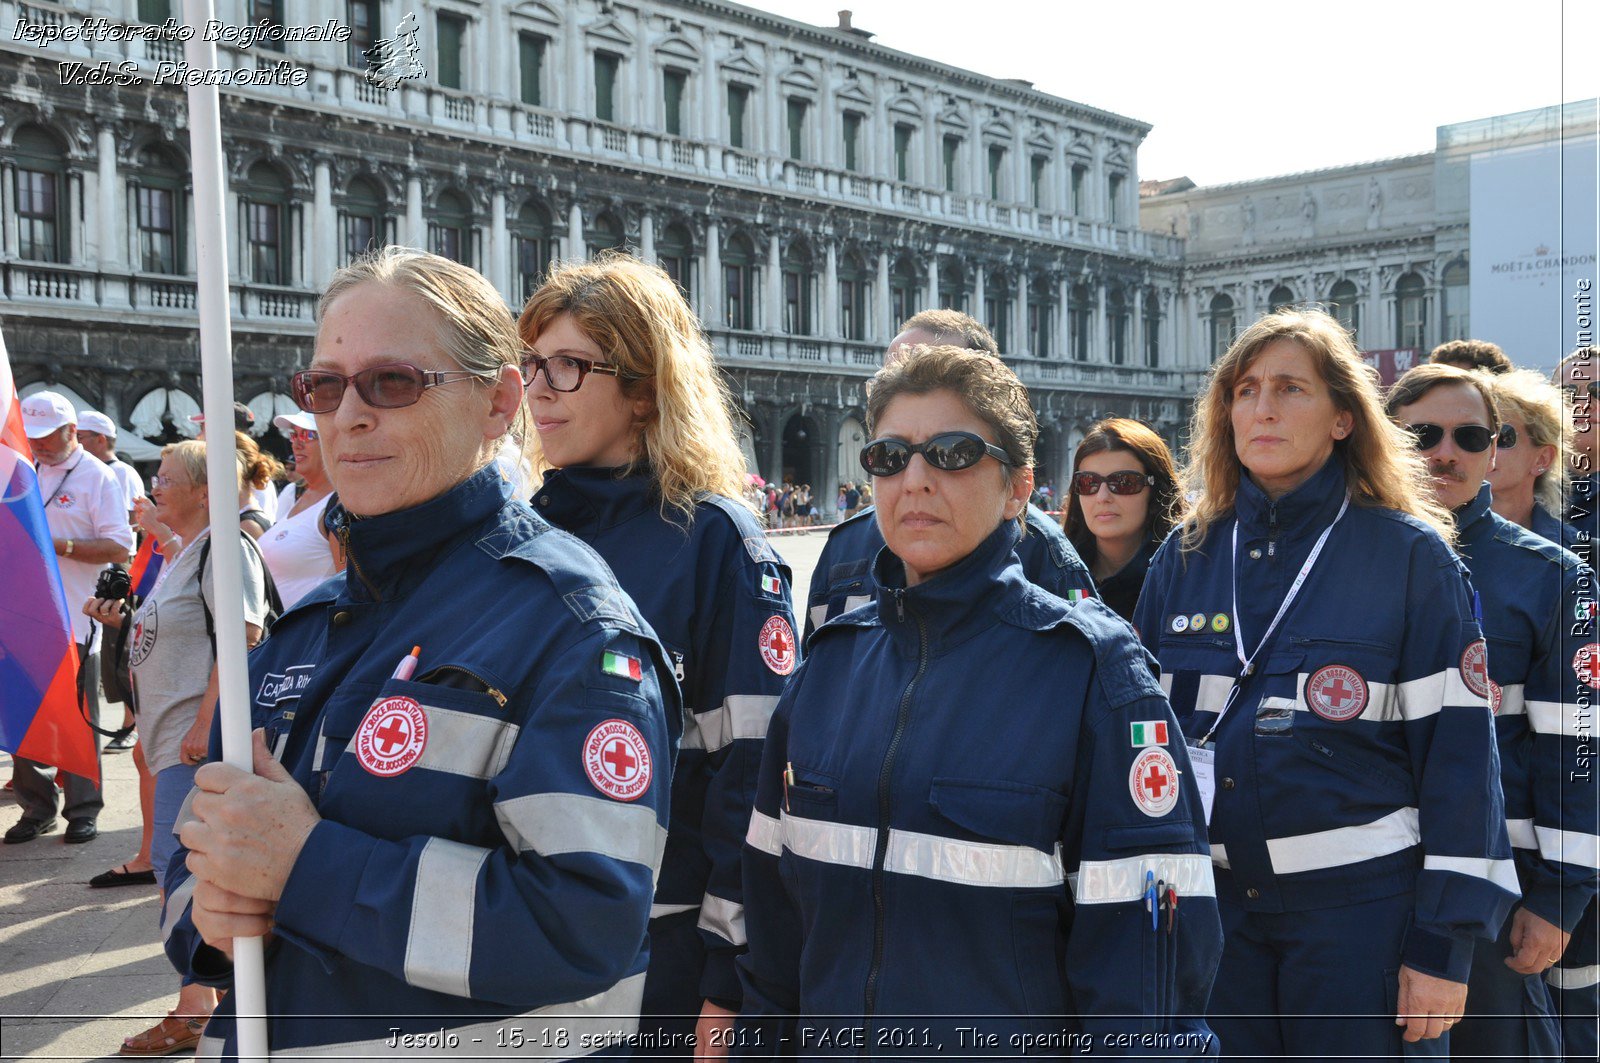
{"left": 1405, "top": 422, "right": 1498, "bottom": 454}
{"left": 1071, "top": 471, "right": 1156, "bottom": 496}
{"left": 860, "top": 431, "right": 1016, "bottom": 477}
{"left": 291, "top": 363, "right": 485, "bottom": 414}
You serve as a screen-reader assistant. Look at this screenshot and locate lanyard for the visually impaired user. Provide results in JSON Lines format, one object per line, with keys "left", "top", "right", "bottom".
{"left": 1196, "top": 492, "right": 1350, "bottom": 746}
{"left": 41, "top": 453, "right": 83, "bottom": 510}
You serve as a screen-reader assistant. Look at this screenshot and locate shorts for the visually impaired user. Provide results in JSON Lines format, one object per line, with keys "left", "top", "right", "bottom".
{"left": 152, "top": 762, "right": 201, "bottom": 881}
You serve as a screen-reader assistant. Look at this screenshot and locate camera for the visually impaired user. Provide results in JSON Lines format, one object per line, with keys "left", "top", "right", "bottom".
{"left": 95, "top": 564, "right": 132, "bottom": 602}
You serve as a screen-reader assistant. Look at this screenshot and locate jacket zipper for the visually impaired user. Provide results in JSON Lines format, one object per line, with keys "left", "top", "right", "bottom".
{"left": 415, "top": 665, "right": 508, "bottom": 708}
{"left": 862, "top": 588, "right": 929, "bottom": 1048}
{"left": 1267, "top": 501, "right": 1280, "bottom": 558}
{"left": 337, "top": 525, "right": 382, "bottom": 601}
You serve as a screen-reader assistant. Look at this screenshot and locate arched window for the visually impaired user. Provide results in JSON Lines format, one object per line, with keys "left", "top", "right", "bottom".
{"left": 937, "top": 256, "right": 965, "bottom": 313}
{"left": 1208, "top": 293, "right": 1236, "bottom": 361}
{"left": 430, "top": 190, "right": 471, "bottom": 265}
{"left": 340, "top": 176, "right": 385, "bottom": 265}
{"left": 782, "top": 240, "right": 814, "bottom": 336}
{"left": 1143, "top": 287, "right": 1161, "bottom": 368}
{"left": 1329, "top": 279, "right": 1360, "bottom": 341}
{"left": 586, "top": 211, "right": 624, "bottom": 257}
{"left": 725, "top": 232, "right": 758, "bottom": 331}
{"left": 241, "top": 162, "right": 289, "bottom": 284}
{"left": 1442, "top": 261, "right": 1468, "bottom": 342}
{"left": 13, "top": 125, "right": 69, "bottom": 263}
{"left": 1269, "top": 285, "right": 1295, "bottom": 313}
{"left": 1070, "top": 282, "right": 1093, "bottom": 362}
{"left": 513, "top": 199, "right": 553, "bottom": 301}
{"left": 1028, "top": 274, "right": 1055, "bottom": 358}
{"left": 133, "top": 145, "right": 185, "bottom": 274}
{"left": 1395, "top": 272, "right": 1426, "bottom": 349}
{"left": 838, "top": 250, "right": 869, "bottom": 341}
{"left": 657, "top": 222, "right": 693, "bottom": 303}
{"left": 890, "top": 255, "right": 919, "bottom": 330}
{"left": 1108, "top": 288, "right": 1129, "bottom": 365}
{"left": 984, "top": 272, "right": 1012, "bottom": 352}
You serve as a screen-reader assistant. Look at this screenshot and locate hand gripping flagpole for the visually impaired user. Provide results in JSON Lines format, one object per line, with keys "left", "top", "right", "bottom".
{"left": 182, "top": 1, "right": 269, "bottom": 1056}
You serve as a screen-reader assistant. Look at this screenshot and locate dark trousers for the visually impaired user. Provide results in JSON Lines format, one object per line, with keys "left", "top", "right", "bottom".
{"left": 1209, "top": 881, "right": 1448, "bottom": 1061}
{"left": 1452, "top": 904, "right": 1560, "bottom": 1059}
{"left": 13, "top": 640, "right": 105, "bottom": 824}
{"left": 636, "top": 909, "right": 707, "bottom": 1056}
{"left": 1546, "top": 899, "right": 1598, "bottom": 1063}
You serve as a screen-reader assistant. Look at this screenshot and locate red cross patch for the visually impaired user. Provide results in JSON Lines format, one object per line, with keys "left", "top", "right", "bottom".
{"left": 1575, "top": 643, "right": 1600, "bottom": 691}
{"left": 584, "top": 719, "right": 653, "bottom": 801}
{"left": 55, "top": 493, "right": 73, "bottom": 508}
{"left": 1460, "top": 639, "right": 1490, "bottom": 700}
{"left": 759, "top": 615, "right": 796, "bottom": 676}
{"left": 354, "top": 696, "right": 428, "bottom": 777}
{"left": 1129, "top": 747, "right": 1180, "bottom": 818}
{"left": 1488, "top": 678, "right": 1503, "bottom": 715}
{"left": 1306, "top": 664, "right": 1368, "bottom": 722}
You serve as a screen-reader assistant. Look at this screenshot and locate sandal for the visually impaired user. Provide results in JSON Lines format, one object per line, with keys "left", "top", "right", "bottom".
{"left": 90, "top": 864, "right": 158, "bottom": 888}
{"left": 119, "top": 1012, "right": 206, "bottom": 1056}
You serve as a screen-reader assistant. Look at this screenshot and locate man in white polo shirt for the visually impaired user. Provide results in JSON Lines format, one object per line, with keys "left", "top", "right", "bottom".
{"left": 8, "top": 392, "right": 135, "bottom": 845}
{"left": 76, "top": 409, "right": 145, "bottom": 521}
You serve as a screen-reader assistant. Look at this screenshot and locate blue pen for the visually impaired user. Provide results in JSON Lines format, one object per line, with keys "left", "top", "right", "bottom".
{"left": 1144, "top": 870, "right": 1155, "bottom": 927}
{"left": 1154, "top": 877, "right": 1164, "bottom": 930}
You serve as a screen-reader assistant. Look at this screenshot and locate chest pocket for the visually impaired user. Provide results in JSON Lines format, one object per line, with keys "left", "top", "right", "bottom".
{"left": 1288, "top": 637, "right": 1401, "bottom": 725}
{"left": 825, "top": 560, "right": 873, "bottom": 620}
{"left": 928, "top": 778, "right": 1068, "bottom": 858}
{"left": 1156, "top": 638, "right": 1237, "bottom": 723}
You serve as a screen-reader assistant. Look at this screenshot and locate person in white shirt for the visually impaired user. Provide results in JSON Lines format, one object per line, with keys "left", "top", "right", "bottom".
{"left": 8, "top": 392, "right": 135, "bottom": 845}
{"left": 75, "top": 410, "right": 145, "bottom": 520}
{"left": 259, "top": 410, "right": 342, "bottom": 608}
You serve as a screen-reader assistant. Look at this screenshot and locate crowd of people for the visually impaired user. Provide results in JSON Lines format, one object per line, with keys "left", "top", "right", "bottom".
{"left": 6, "top": 243, "right": 1595, "bottom": 1061}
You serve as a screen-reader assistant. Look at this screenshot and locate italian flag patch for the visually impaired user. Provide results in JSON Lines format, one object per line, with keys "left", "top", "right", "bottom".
{"left": 760, "top": 573, "right": 783, "bottom": 596}
{"left": 1065, "top": 589, "right": 1091, "bottom": 602}
{"left": 602, "top": 650, "right": 642, "bottom": 682}
{"left": 1130, "top": 720, "right": 1169, "bottom": 747}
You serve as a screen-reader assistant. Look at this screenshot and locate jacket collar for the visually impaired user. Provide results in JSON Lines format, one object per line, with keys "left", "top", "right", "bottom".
{"left": 873, "top": 519, "right": 1028, "bottom": 655}
{"left": 1234, "top": 456, "right": 1348, "bottom": 538}
{"left": 336, "top": 463, "right": 513, "bottom": 601}
{"left": 534, "top": 466, "right": 655, "bottom": 533}
{"left": 1452, "top": 481, "right": 1496, "bottom": 552}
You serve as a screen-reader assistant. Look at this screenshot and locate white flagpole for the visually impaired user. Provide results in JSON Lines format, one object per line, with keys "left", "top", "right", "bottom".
{"left": 181, "top": 1, "right": 269, "bottom": 1056}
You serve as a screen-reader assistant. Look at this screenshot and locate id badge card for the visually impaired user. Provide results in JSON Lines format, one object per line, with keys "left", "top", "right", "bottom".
{"left": 1186, "top": 741, "right": 1216, "bottom": 825}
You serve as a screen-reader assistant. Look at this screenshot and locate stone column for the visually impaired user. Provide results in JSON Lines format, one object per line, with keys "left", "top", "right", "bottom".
{"left": 705, "top": 219, "right": 722, "bottom": 328}
{"left": 312, "top": 157, "right": 334, "bottom": 289}
{"left": 1131, "top": 285, "right": 1145, "bottom": 367}
{"left": 1367, "top": 261, "right": 1382, "bottom": 350}
{"left": 1, "top": 163, "right": 16, "bottom": 256}
{"left": 823, "top": 240, "right": 839, "bottom": 339}
{"left": 766, "top": 231, "right": 782, "bottom": 333}
{"left": 875, "top": 250, "right": 890, "bottom": 343}
{"left": 567, "top": 201, "right": 584, "bottom": 261}
{"left": 639, "top": 212, "right": 656, "bottom": 264}
{"left": 95, "top": 124, "right": 121, "bottom": 269}
{"left": 972, "top": 262, "right": 985, "bottom": 317}
{"left": 406, "top": 174, "right": 424, "bottom": 248}
{"left": 488, "top": 187, "right": 507, "bottom": 297}
{"left": 1096, "top": 282, "right": 1108, "bottom": 362}
{"left": 1058, "top": 273, "right": 1072, "bottom": 359}
{"left": 1015, "top": 272, "right": 1030, "bottom": 357}
{"left": 925, "top": 255, "right": 938, "bottom": 311}
{"left": 766, "top": 408, "right": 785, "bottom": 484}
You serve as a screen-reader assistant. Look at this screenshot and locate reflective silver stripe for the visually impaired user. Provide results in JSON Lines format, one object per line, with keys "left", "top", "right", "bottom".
{"left": 746, "top": 809, "right": 782, "bottom": 856}
{"left": 809, "top": 603, "right": 828, "bottom": 632}
{"left": 698, "top": 892, "right": 747, "bottom": 946}
{"left": 1195, "top": 674, "right": 1234, "bottom": 716}
{"left": 842, "top": 593, "right": 872, "bottom": 614}
{"left": 403, "top": 838, "right": 488, "bottom": 996}
{"left": 1210, "top": 843, "right": 1230, "bottom": 868}
{"left": 1535, "top": 826, "right": 1600, "bottom": 870}
{"left": 1528, "top": 698, "right": 1589, "bottom": 738}
{"left": 1507, "top": 818, "right": 1538, "bottom": 849}
{"left": 1159, "top": 673, "right": 1173, "bottom": 696}
{"left": 1068, "top": 853, "right": 1217, "bottom": 904}
{"left": 1266, "top": 807, "right": 1420, "bottom": 875}
{"left": 1497, "top": 683, "right": 1526, "bottom": 718}
{"left": 1294, "top": 674, "right": 1398, "bottom": 722}
{"left": 1423, "top": 854, "right": 1521, "bottom": 893}
{"left": 311, "top": 718, "right": 329, "bottom": 772}
{"left": 651, "top": 902, "right": 698, "bottom": 919}
{"left": 680, "top": 694, "right": 780, "bottom": 752}
{"left": 781, "top": 813, "right": 1065, "bottom": 889}
{"left": 1398, "top": 668, "right": 1483, "bottom": 718}
{"left": 416, "top": 705, "right": 519, "bottom": 780}
{"left": 196, "top": 1033, "right": 224, "bottom": 1060}
{"left": 174, "top": 785, "right": 199, "bottom": 835}
{"left": 1548, "top": 964, "right": 1600, "bottom": 990}
{"left": 495, "top": 791, "right": 665, "bottom": 869}
{"left": 161, "top": 875, "right": 198, "bottom": 942}
{"left": 272, "top": 972, "right": 647, "bottom": 1057}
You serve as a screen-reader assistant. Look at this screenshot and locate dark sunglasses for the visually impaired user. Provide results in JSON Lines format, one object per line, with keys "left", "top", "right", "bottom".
{"left": 1072, "top": 471, "right": 1156, "bottom": 496}
{"left": 1560, "top": 381, "right": 1599, "bottom": 401}
{"left": 860, "top": 431, "right": 1015, "bottom": 477}
{"left": 291, "top": 363, "right": 484, "bottom": 414}
{"left": 1406, "top": 422, "right": 1495, "bottom": 453}
{"left": 519, "top": 351, "right": 622, "bottom": 393}
{"left": 1495, "top": 424, "right": 1517, "bottom": 449}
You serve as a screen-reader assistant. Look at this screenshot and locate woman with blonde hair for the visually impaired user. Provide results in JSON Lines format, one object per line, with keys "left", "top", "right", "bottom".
{"left": 1485, "top": 368, "right": 1581, "bottom": 546}
{"left": 232, "top": 430, "right": 284, "bottom": 538}
{"left": 1132, "top": 308, "right": 1515, "bottom": 1058}
{"left": 519, "top": 252, "right": 796, "bottom": 1056}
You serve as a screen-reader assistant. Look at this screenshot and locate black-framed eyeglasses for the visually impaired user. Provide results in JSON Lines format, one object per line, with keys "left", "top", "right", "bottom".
{"left": 519, "top": 351, "right": 622, "bottom": 393}
{"left": 859, "top": 432, "right": 1015, "bottom": 477}
{"left": 1072, "top": 470, "right": 1157, "bottom": 496}
{"left": 1495, "top": 424, "right": 1517, "bottom": 449}
{"left": 1406, "top": 422, "right": 1496, "bottom": 454}
{"left": 290, "top": 363, "right": 485, "bottom": 414}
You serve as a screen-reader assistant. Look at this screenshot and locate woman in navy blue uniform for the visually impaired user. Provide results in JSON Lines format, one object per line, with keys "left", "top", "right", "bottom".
{"left": 519, "top": 255, "right": 796, "bottom": 1058}
{"left": 738, "top": 346, "right": 1221, "bottom": 1058}
{"left": 1133, "top": 309, "right": 1517, "bottom": 1058}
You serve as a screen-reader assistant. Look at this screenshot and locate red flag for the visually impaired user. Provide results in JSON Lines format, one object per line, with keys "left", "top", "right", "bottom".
{"left": 0, "top": 331, "right": 98, "bottom": 782}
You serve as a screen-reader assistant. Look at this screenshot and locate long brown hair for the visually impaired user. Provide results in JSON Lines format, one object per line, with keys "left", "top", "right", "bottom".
{"left": 1062, "top": 418, "right": 1180, "bottom": 559}
{"left": 1180, "top": 308, "right": 1452, "bottom": 550}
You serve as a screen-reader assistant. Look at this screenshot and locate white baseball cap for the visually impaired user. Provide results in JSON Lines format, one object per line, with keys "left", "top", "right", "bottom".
{"left": 77, "top": 410, "right": 118, "bottom": 437}
{"left": 20, "top": 392, "right": 77, "bottom": 438}
{"left": 273, "top": 409, "right": 317, "bottom": 433}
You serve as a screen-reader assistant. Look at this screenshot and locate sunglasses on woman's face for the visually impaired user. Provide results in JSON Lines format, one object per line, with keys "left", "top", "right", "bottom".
{"left": 1071, "top": 471, "right": 1155, "bottom": 496}
{"left": 1405, "top": 422, "right": 1496, "bottom": 453}
{"left": 859, "top": 431, "right": 1015, "bottom": 477}
{"left": 290, "top": 363, "right": 484, "bottom": 414}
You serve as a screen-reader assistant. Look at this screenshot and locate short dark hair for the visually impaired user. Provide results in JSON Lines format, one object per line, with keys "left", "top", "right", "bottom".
{"left": 1386, "top": 362, "right": 1500, "bottom": 434}
{"left": 1428, "top": 339, "right": 1513, "bottom": 375}
{"left": 896, "top": 309, "right": 999, "bottom": 355}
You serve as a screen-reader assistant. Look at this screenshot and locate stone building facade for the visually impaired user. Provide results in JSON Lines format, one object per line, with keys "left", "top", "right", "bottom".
{"left": 0, "top": 0, "right": 1200, "bottom": 494}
